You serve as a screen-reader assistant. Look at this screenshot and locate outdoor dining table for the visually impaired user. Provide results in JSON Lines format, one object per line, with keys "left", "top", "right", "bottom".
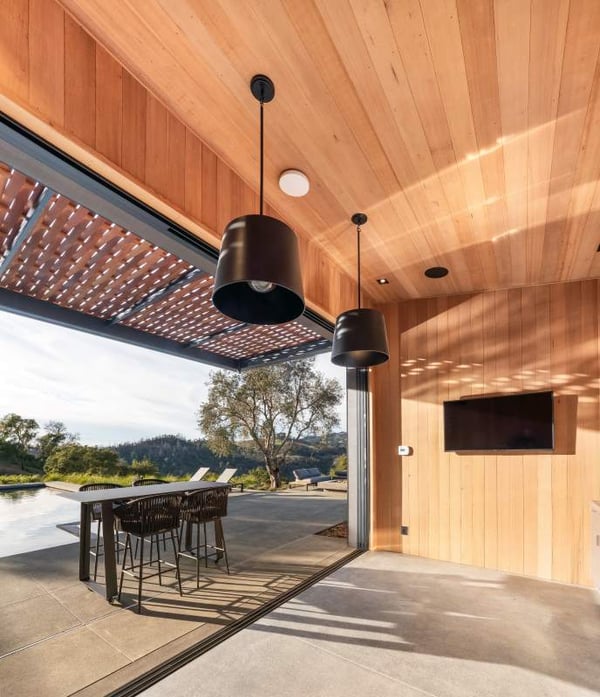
{"left": 58, "top": 480, "right": 230, "bottom": 602}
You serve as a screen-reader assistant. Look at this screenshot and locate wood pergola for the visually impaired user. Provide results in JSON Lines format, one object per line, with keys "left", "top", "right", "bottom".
{"left": 0, "top": 157, "right": 331, "bottom": 371}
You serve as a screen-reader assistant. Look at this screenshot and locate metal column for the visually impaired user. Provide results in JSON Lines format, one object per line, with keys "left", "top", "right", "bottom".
{"left": 347, "top": 368, "right": 370, "bottom": 550}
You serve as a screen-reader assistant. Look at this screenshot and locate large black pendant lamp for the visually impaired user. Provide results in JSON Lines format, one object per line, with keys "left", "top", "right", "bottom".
{"left": 212, "top": 75, "right": 305, "bottom": 325}
{"left": 331, "top": 214, "right": 389, "bottom": 368}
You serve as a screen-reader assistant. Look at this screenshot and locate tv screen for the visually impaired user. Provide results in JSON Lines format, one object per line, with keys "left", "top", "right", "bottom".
{"left": 444, "top": 391, "right": 554, "bottom": 452}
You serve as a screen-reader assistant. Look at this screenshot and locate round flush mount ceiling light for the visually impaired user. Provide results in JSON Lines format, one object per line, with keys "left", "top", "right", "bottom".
{"left": 279, "top": 169, "right": 310, "bottom": 197}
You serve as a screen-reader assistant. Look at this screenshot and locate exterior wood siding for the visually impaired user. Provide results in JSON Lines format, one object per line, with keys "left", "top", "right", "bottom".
{"left": 371, "top": 280, "right": 600, "bottom": 587}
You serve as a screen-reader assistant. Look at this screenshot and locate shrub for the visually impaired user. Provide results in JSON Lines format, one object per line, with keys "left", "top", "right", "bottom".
{"left": 0, "top": 473, "right": 43, "bottom": 484}
{"left": 43, "top": 472, "right": 186, "bottom": 487}
{"left": 233, "top": 466, "right": 272, "bottom": 490}
{"left": 330, "top": 453, "right": 347, "bottom": 477}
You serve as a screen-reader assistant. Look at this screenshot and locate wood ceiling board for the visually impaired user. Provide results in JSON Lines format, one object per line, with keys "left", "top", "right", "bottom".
{"left": 58, "top": 0, "right": 600, "bottom": 301}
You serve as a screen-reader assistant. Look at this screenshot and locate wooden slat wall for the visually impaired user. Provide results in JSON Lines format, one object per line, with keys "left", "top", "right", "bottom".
{"left": 371, "top": 279, "right": 600, "bottom": 587}
{"left": 0, "top": 0, "right": 357, "bottom": 322}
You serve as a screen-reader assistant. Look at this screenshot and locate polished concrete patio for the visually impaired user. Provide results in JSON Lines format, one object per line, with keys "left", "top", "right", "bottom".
{"left": 0, "top": 490, "right": 349, "bottom": 697}
{"left": 141, "top": 552, "right": 600, "bottom": 697}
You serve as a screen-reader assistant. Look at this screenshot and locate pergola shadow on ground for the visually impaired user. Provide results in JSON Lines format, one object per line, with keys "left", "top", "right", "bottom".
{"left": 140, "top": 552, "right": 600, "bottom": 697}
{"left": 0, "top": 490, "right": 350, "bottom": 697}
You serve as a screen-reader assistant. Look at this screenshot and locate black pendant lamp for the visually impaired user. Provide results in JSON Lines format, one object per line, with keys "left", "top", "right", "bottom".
{"left": 331, "top": 214, "right": 389, "bottom": 368}
{"left": 212, "top": 75, "right": 305, "bottom": 325}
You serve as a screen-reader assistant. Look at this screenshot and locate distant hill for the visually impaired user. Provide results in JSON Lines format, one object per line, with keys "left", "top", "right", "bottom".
{"left": 113, "top": 433, "right": 346, "bottom": 479}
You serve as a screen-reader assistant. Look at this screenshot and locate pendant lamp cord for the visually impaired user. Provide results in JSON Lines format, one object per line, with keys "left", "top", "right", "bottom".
{"left": 259, "top": 96, "right": 264, "bottom": 216}
{"left": 356, "top": 223, "right": 361, "bottom": 309}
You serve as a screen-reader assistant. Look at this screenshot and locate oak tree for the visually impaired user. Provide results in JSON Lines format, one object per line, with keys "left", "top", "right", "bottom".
{"left": 198, "top": 359, "right": 342, "bottom": 489}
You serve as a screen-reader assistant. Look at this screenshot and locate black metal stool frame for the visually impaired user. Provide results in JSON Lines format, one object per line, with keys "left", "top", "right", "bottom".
{"left": 178, "top": 487, "right": 230, "bottom": 588}
{"left": 114, "top": 493, "right": 183, "bottom": 613}
{"left": 132, "top": 478, "right": 169, "bottom": 557}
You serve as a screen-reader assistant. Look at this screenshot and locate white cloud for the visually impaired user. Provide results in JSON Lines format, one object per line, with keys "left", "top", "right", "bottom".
{"left": 0, "top": 310, "right": 346, "bottom": 445}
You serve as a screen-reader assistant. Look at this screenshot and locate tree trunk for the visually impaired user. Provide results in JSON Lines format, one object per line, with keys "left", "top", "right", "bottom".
{"left": 265, "top": 459, "right": 281, "bottom": 490}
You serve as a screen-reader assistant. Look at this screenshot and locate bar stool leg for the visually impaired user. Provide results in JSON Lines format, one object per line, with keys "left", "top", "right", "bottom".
{"left": 137, "top": 533, "right": 145, "bottom": 614}
{"left": 157, "top": 535, "right": 163, "bottom": 586}
{"left": 203, "top": 522, "right": 209, "bottom": 568}
{"left": 117, "top": 533, "right": 130, "bottom": 602}
{"left": 215, "top": 518, "right": 230, "bottom": 575}
{"left": 170, "top": 529, "right": 183, "bottom": 596}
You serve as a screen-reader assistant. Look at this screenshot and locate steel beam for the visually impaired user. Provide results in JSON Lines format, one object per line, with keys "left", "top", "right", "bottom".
{"left": 0, "top": 116, "right": 219, "bottom": 275}
{"left": 110, "top": 268, "right": 204, "bottom": 325}
{"left": 295, "top": 306, "right": 334, "bottom": 340}
{"left": 188, "top": 322, "right": 248, "bottom": 348}
{"left": 0, "top": 288, "right": 239, "bottom": 371}
{"left": 239, "top": 338, "right": 331, "bottom": 371}
{"left": 0, "top": 187, "right": 53, "bottom": 277}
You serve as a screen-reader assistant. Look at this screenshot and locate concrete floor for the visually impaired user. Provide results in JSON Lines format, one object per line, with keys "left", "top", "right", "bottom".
{"left": 141, "top": 552, "right": 600, "bottom": 697}
{"left": 0, "top": 490, "right": 349, "bottom": 697}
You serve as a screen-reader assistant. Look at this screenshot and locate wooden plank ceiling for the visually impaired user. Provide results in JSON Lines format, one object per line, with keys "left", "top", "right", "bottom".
{"left": 57, "top": 0, "right": 600, "bottom": 303}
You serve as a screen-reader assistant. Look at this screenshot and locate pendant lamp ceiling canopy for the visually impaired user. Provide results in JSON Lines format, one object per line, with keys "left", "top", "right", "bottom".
{"left": 331, "top": 213, "right": 390, "bottom": 368}
{"left": 212, "top": 75, "right": 305, "bottom": 325}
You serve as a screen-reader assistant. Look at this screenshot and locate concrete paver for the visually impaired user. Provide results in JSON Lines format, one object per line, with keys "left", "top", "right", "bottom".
{"left": 0, "top": 490, "right": 348, "bottom": 696}
{"left": 139, "top": 552, "right": 600, "bottom": 697}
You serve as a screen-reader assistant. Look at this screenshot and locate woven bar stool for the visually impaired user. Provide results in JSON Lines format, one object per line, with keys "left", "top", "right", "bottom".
{"left": 132, "top": 478, "right": 169, "bottom": 556}
{"left": 114, "top": 493, "right": 183, "bottom": 613}
{"left": 178, "top": 487, "right": 230, "bottom": 588}
{"left": 79, "top": 482, "right": 124, "bottom": 581}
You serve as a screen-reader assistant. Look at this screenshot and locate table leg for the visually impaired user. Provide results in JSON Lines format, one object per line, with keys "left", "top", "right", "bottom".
{"left": 101, "top": 501, "right": 118, "bottom": 601}
{"left": 79, "top": 503, "right": 91, "bottom": 581}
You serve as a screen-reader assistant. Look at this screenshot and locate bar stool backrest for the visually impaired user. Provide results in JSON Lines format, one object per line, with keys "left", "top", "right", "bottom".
{"left": 79, "top": 482, "right": 123, "bottom": 520}
{"left": 114, "top": 494, "right": 181, "bottom": 537}
{"left": 132, "top": 478, "right": 168, "bottom": 486}
{"left": 181, "top": 487, "right": 229, "bottom": 523}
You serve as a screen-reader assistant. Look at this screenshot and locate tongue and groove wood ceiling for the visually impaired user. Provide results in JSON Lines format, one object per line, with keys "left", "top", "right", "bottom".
{"left": 59, "top": 0, "right": 600, "bottom": 302}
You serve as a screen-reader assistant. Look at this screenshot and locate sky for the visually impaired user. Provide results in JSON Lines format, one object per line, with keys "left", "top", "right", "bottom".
{"left": 0, "top": 310, "right": 346, "bottom": 446}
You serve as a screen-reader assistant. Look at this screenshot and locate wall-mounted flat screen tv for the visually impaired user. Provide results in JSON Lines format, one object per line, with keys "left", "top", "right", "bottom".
{"left": 443, "top": 391, "right": 554, "bottom": 452}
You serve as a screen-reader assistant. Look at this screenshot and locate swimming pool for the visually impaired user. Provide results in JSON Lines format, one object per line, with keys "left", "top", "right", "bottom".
{"left": 0, "top": 486, "right": 80, "bottom": 558}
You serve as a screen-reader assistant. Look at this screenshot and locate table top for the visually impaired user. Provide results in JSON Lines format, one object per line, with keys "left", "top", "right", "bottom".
{"left": 57, "top": 480, "right": 229, "bottom": 504}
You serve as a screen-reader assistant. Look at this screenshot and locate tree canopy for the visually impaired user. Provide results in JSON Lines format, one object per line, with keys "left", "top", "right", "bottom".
{"left": 37, "top": 420, "right": 78, "bottom": 461}
{"left": 198, "top": 359, "right": 343, "bottom": 488}
{"left": 0, "top": 413, "right": 39, "bottom": 452}
{"left": 0, "top": 414, "right": 79, "bottom": 470}
{"left": 44, "top": 443, "right": 121, "bottom": 476}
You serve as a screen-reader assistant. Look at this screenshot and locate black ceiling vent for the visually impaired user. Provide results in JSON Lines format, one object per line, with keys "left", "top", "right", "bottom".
{"left": 424, "top": 266, "right": 449, "bottom": 278}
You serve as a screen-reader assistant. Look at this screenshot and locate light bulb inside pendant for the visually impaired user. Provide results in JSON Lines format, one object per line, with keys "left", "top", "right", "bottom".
{"left": 248, "top": 280, "right": 275, "bottom": 293}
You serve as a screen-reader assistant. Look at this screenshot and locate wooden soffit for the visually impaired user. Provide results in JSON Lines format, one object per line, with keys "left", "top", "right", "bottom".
{"left": 56, "top": 0, "right": 600, "bottom": 302}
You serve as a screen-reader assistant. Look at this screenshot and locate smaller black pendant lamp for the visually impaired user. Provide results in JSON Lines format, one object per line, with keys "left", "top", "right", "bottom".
{"left": 212, "top": 75, "right": 305, "bottom": 325}
{"left": 331, "top": 214, "right": 390, "bottom": 368}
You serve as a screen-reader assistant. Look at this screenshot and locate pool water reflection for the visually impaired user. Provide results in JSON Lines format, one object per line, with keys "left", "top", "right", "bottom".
{"left": 0, "top": 487, "right": 80, "bottom": 558}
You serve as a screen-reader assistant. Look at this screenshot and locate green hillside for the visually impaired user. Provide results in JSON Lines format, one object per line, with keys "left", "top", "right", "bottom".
{"left": 113, "top": 433, "right": 346, "bottom": 479}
